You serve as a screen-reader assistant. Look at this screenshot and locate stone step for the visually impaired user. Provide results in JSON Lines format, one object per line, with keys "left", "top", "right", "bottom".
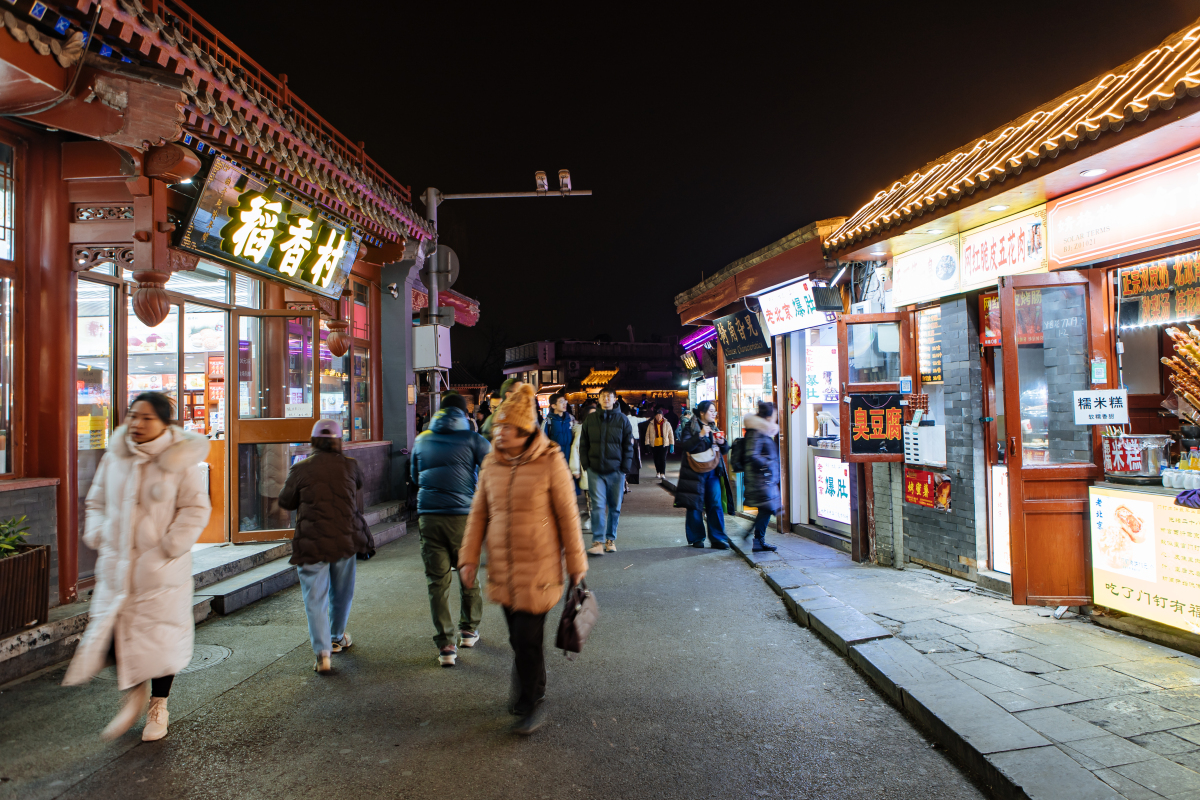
{"left": 370, "top": 519, "right": 406, "bottom": 548}
{"left": 205, "top": 559, "right": 299, "bottom": 617}
{"left": 363, "top": 500, "right": 401, "bottom": 528}
{"left": 192, "top": 541, "right": 292, "bottom": 592}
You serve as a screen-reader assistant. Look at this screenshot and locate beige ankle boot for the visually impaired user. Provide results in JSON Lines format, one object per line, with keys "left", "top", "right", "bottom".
{"left": 101, "top": 680, "right": 149, "bottom": 741}
{"left": 142, "top": 697, "right": 169, "bottom": 741}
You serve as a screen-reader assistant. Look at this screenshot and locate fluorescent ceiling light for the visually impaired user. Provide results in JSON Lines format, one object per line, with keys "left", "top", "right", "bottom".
{"left": 1080, "top": 168, "right": 1107, "bottom": 178}
{"left": 925, "top": 229, "right": 943, "bottom": 235}
{"left": 987, "top": 205, "right": 1009, "bottom": 212}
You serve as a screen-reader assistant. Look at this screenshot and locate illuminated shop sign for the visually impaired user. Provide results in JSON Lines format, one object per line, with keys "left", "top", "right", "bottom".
{"left": 1048, "top": 147, "right": 1200, "bottom": 271}
{"left": 758, "top": 279, "right": 837, "bottom": 336}
{"left": 714, "top": 309, "right": 771, "bottom": 363}
{"left": 891, "top": 237, "right": 960, "bottom": 307}
{"left": 177, "top": 156, "right": 361, "bottom": 300}
{"left": 959, "top": 206, "right": 1047, "bottom": 291}
{"left": 1118, "top": 249, "right": 1200, "bottom": 329}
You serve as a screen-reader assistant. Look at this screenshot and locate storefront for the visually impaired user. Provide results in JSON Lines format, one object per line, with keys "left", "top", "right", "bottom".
{"left": 0, "top": 0, "right": 434, "bottom": 604}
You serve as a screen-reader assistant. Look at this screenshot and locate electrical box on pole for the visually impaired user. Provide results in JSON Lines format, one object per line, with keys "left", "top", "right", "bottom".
{"left": 413, "top": 324, "right": 452, "bottom": 370}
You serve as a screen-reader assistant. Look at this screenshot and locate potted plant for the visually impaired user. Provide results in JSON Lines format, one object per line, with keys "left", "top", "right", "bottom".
{"left": 0, "top": 516, "right": 50, "bottom": 638}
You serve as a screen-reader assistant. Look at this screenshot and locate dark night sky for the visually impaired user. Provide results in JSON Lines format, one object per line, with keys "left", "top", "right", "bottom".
{"left": 188, "top": 1, "right": 1200, "bottom": 379}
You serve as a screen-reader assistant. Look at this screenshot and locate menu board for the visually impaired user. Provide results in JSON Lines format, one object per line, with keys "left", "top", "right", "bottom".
{"left": 814, "top": 456, "right": 851, "bottom": 524}
{"left": 917, "top": 307, "right": 943, "bottom": 384}
{"left": 904, "top": 468, "right": 952, "bottom": 511}
{"left": 1118, "top": 249, "right": 1200, "bottom": 328}
{"left": 1091, "top": 485, "right": 1200, "bottom": 634}
{"left": 978, "top": 290, "right": 1048, "bottom": 346}
{"left": 848, "top": 393, "right": 904, "bottom": 457}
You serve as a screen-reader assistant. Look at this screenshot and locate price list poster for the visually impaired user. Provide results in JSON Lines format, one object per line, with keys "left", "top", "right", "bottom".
{"left": 1091, "top": 485, "right": 1200, "bottom": 633}
{"left": 917, "top": 306, "right": 943, "bottom": 384}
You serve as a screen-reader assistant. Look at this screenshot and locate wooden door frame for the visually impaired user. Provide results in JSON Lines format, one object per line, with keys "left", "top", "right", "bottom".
{"left": 229, "top": 307, "right": 321, "bottom": 543}
{"left": 1000, "top": 270, "right": 1101, "bottom": 606}
{"left": 837, "top": 312, "right": 913, "bottom": 463}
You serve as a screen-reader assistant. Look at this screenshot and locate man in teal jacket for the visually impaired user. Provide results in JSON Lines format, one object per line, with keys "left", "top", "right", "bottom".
{"left": 410, "top": 393, "right": 490, "bottom": 666}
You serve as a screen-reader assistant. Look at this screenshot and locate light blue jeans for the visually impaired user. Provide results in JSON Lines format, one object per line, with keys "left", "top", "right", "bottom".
{"left": 587, "top": 469, "right": 625, "bottom": 543}
{"left": 297, "top": 556, "right": 356, "bottom": 656}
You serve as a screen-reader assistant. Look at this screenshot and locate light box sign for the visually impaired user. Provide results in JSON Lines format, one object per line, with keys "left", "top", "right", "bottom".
{"left": 1118, "top": 250, "right": 1200, "bottom": 328}
{"left": 1090, "top": 484, "right": 1200, "bottom": 634}
{"left": 714, "top": 309, "right": 771, "bottom": 363}
{"left": 177, "top": 156, "right": 360, "bottom": 300}
{"left": 960, "top": 207, "right": 1047, "bottom": 291}
{"left": 814, "top": 456, "right": 851, "bottom": 524}
{"left": 1048, "top": 148, "right": 1200, "bottom": 271}
{"left": 891, "top": 237, "right": 960, "bottom": 307}
{"left": 759, "top": 280, "right": 837, "bottom": 336}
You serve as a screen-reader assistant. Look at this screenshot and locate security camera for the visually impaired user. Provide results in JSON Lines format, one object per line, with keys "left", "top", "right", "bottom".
{"left": 386, "top": 282, "right": 399, "bottom": 299}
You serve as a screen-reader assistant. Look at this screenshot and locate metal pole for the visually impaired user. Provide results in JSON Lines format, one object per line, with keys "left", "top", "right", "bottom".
{"left": 422, "top": 187, "right": 441, "bottom": 413}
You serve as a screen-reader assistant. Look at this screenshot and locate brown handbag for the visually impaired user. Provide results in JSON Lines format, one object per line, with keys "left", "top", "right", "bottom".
{"left": 686, "top": 444, "right": 720, "bottom": 473}
{"left": 556, "top": 580, "right": 599, "bottom": 659}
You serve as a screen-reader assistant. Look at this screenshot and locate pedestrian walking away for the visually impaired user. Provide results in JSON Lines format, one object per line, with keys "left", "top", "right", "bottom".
{"left": 645, "top": 406, "right": 675, "bottom": 481}
{"left": 578, "top": 385, "right": 633, "bottom": 555}
{"left": 410, "top": 393, "right": 490, "bottom": 666}
{"left": 458, "top": 383, "right": 586, "bottom": 735}
{"left": 63, "top": 392, "right": 213, "bottom": 743}
{"left": 569, "top": 398, "right": 599, "bottom": 533}
{"left": 278, "top": 419, "right": 371, "bottom": 675}
{"left": 674, "top": 400, "right": 734, "bottom": 549}
{"left": 742, "top": 401, "right": 781, "bottom": 552}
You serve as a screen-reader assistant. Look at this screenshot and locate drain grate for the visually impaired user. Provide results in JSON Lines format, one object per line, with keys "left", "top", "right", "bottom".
{"left": 93, "top": 644, "right": 233, "bottom": 681}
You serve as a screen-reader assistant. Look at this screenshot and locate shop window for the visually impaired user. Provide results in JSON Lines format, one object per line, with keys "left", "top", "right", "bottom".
{"left": 319, "top": 319, "right": 351, "bottom": 440}
{"left": 183, "top": 304, "right": 227, "bottom": 435}
{"left": 353, "top": 346, "right": 370, "bottom": 440}
{"left": 77, "top": 279, "right": 114, "bottom": 578}
{"left": 846, "top": 322, "right": 901, "bottom": 384}
{"left": 237, "top": 315, "right": 314, "bottom": 419}
{"left": 0, "top": 142, "right": 13, "bottom": 263}
{"left": 805, "top": 325, "right": 841, "bottom": 440}
{"left": 126, "top": 298, "right": 179, "bottom": 416}
{"left": 352, "top": 279, "right": 369, "bottom": 339}
{"left": 166, "top": 260, "right": 230, "bottom": 304}
{"left": 234, "top": 272, "right": 261, "bottom": 309}
{"left": 237, "top": 442, "right": 301, "bottom": 532}
{"left": 1119, "top": 326, "right": 1161, "bottom": 395}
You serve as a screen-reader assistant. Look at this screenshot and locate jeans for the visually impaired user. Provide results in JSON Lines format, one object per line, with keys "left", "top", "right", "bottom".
{"left": 752, "top": 507, "right": 773, "bottom": 541}
{"left": 587, "top": 469, "right": 624, "bottom": 543}
{"left": 419, "top": 515, "right": 483, "bottom": 648}
{"left": 652, "top": 446, "right": 668, "bottom": 475}
{"left": 297, "top": 556, "right": 356, "bottom": 656}
{"left": 504, "top": 606, "right": 547, "bottom": 714}
{"left": 685, "top": 469, "right": 730, "bottom": 545}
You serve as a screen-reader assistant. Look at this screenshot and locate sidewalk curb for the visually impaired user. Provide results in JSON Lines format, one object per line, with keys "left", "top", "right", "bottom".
{"left": 726, "top": 533, "right": 1123, "bottom": 800}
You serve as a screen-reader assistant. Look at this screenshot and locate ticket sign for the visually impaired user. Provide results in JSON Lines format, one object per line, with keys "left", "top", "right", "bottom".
{"left": 848, "top": 393, "right": 904, "bottom": 457}
{"left": 758, "top": 280, "right": 837, "bottom": 336}
{"left": 814, "top": 456, "right": 851, "bottom": 524}
{"left": 1090, "top": 484, "right": 1200, "bottom": 634}
{"left": 1049, "top": 147, "right": 1200, "bottom": 271}
{"left": 177, "top": 155, "right": 361, "bottom": 300}
{"left": 1073, "top": 390, "right": 1130, "bottom": 426}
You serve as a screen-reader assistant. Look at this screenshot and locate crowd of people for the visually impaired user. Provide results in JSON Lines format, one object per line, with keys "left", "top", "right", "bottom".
{"left": 64, "top": 383, "right": 783, "bottom": 741}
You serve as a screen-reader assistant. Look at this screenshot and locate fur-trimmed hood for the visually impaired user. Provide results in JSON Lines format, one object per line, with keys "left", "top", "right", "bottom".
{"left": 744, "top": 414, "right": 779, "bottom": 437}
{"left": 109, "top": 424, "right": 211, "bottom": 473}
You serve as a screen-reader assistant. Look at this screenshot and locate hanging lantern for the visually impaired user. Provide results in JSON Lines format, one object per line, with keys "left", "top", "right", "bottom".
{"left": 325, "top": 286, "right": 352, "bottom": 357}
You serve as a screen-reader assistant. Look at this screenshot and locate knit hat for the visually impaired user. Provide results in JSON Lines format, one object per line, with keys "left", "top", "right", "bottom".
{"left": 441, "top": 393, "right": 468, "bottom": 414}
{"left": 493, "top": 383, "right": 537, "bottom": 434}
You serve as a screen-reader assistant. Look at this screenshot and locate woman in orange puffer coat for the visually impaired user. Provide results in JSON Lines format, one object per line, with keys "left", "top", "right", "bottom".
{"left": 459, "top": 383, "right": 586, "bottom": 736}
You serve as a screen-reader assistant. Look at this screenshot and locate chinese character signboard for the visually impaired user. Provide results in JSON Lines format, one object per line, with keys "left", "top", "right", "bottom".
{"left": 1048, "top": 148, "right": 1200, "bottom": 271}
{"left": 714, "top": 309, "right": 771, "bottom": 363}
{"left": 891, "top": 237, "right": 960, "bottom": 307}
{"left": 1118, "top": 250, "right": 1200, "bottom": 328}
{"left": 848, "top": 393, "right": 904, "bottom": 457}
{"left": 814, "top": 456, "right": 851, "bottom": 524}
{"left": 758, "top": 280, "right": 837, "bottom": 337}
{"left": 904, "top": 468, "right": 952, "bottom": 511}
{"left": 1090, "top": 484, "right": 1200, "bottom": 634}
{"left": 979, "top": 293, "right": 1002, "bottom": 346}
{"left": 805, "top": 346, "right": 839, "bottom": 402}
{"left": 981, "top": 289, "right": 1049, "bottom": 346}
{"left": 960, "top": 207, "right": 1047, "bottom": 291}
{"left": 917, "top": 306, "right": 943, "bottom": 384}
{"left": 1073, "top": 389, "right": 1130, "bottom": 426}
{"left": 177, "top": 156, "right": 361, "bottom": 300}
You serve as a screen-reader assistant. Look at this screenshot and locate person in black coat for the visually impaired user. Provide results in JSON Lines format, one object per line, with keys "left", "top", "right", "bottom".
{"left": 578, "top": 386, "right": 634, "bottom": 555}
{"left": 674, "top": 400, "right": 733, "bottom": 549}
{"left": 742, "top": 401, "right": 781, "bottom": 552}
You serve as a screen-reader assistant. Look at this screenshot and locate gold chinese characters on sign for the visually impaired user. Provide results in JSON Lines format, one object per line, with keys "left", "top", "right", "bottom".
{"left": 220, "top": 191, "right": 348, "bottom": 289}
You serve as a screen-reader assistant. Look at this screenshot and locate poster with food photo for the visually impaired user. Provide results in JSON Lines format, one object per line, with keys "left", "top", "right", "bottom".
{"left": 1091, "top": 492, "right": 1155, "bottom": 582}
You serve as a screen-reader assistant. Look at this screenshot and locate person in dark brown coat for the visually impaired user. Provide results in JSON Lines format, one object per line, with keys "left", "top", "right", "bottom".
{"left": 278, "top": 419, "right": 370, "bottom": 674}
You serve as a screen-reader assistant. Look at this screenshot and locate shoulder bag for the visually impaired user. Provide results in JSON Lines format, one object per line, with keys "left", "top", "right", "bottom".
{"left": 556, "top": 580, "right": 599, "bottom": 660}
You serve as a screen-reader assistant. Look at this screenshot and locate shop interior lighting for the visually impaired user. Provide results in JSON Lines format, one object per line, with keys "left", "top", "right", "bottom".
{"left": 1079, "top": 168, "right": 1108, "bottom": 177}
{"left": 1120, "top": 317, "right": 1200, "bottom": 331}
{"left": 924, "top": 229, "right": 943, "bottom": 235}
{"left": 987, "top": 205, "right": 1009, "bottom": 212}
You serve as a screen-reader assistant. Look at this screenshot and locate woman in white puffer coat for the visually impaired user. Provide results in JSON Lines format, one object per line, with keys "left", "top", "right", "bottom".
{"left": 64, "top": 392, "right": 211, "bottom": 742}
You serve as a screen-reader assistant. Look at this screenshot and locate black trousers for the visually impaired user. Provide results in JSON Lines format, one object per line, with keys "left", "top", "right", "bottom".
{"left": 107, "top": 642, "right": 174, "bottom": 697}
{"left": 503, "top": 606, "right": 547, "bottom": 713}
{"left": 652, "top": 446, "right": 668, "bottom": 474}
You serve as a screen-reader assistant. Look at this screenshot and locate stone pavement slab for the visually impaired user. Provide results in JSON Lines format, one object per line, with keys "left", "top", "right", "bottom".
{"left": 949, "top": 658, "right": 1052, "bottom": 691}
{"left": 1154, "top": 688, "right": 1200, "bottom": 718}
{"left": 984, "top": 650, "right": 1063, "bottom": 674}
{"left": 1068, "top": 695, "right": 1200, "bottom": 737}
{"left": 1022, "top": 643, "right": 1132, "bottom": 670}
{"left": 1043, "top": 665, "right": 1164, "bottom": 699}
{"left": 1130, "top": 731, "right": 1200, "bottom": 756}
{"left": 1094, "top": 767, "right": 1167, "bottom": 800}
{"left": 942, "top": 613, "right": 1025, "bottom": 633}
{"left": 902, "top": 678, "right": 1050, "bottom": 755}
{"left": 988, "top": 746, "right": 1126, "bottom": 800}
{"left": 1114, "top": 756, "right": 1200, "bottom": 795}
{"left": 762, "top": 567, "right": 814, "bottom": 593}
{"left": 1062, "top": 732, "right": 1161, "bottom": 768}
{"left": 1015, "top": 706, "right": 1111, "bottom": 743}
{"left": 806, "top": 603, "right": 892, "bottom": 655}
{"left": 849, "top": 637, "right": 953, "bottom": 705}
{"left": 899, "top": 619, "right": 969, "bottom": 641}
{"left": 1111, "top": 658, "right": 1200, "bottom": 690}
{"left": 876, "top": 605, "right": 953, "bottom": 623}
{"left": 989, "top": 684, "right": 1093, "bottom": 713}
{"left": 946, "top": 629, "right": 1040, "bottom": 654}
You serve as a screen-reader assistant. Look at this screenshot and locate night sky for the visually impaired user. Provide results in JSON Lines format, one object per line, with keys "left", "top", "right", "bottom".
{"left": 188, "top": 1, "right": 1200, "bottom": 382}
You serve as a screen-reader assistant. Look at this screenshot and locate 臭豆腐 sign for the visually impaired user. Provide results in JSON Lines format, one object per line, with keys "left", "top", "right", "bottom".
{"left": 714, "top": 309, "right": 771, "bottom": 363}
{"left": 177, "top": 156, "right": 361, "bottom": 300}
{"left": 848, "top": 393, "right": 904, "bottom": 457}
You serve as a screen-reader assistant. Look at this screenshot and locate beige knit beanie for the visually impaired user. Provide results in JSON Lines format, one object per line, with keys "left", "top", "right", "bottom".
{"left": 493, "top": 383, "right": 537, "bottom": 435}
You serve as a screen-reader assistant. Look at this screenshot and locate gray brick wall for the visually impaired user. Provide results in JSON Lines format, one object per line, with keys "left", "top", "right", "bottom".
{"left": 899, "top": 296, "right": 985, "bottom": 579}
{"left": 874, "top": 463, "right": 894, "bottom": 565}
{"left": 349, "top": 443, "right": 392, "bottom": 509}
{"left": 0, "top": 485, "right": 58, "bottom": 608}
{"left": 1043, "top": 286, "right": 1091, "bottom": 463}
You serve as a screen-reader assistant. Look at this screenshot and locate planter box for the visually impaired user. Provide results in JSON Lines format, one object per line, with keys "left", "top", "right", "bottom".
{"left": 0, "top": 545, "right": 50, "bottom": 638}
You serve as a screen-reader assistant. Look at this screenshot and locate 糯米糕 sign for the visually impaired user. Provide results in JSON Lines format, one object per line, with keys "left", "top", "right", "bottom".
{"left": 1072, "top": 389, "right": 1130, "bottom": 426}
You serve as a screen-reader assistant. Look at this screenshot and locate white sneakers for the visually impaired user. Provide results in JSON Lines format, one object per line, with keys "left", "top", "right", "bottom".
{"left": 331, "top": 633, "right": 352, "bottom": 653}
{"left": 101, "top": 680, "right": 150, "bottom": 741}
{"left": 459, "top": 630, "right": 480, "bottom": 648}
{"left": 439, "top": 645, "right": 458, "bottom": 667}
{"left": 142, "top": 697, "right": 169, "bottom": 741}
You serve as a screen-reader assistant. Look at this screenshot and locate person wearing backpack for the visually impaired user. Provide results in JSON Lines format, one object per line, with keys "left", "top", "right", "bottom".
{"left": 741, "top": 401, "right": 781, "bottom": 552}
{"left": 674, "top": 401, "right": 733, "bottom": 549}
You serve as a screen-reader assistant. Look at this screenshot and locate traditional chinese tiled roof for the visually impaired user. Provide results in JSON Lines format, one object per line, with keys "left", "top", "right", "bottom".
{"left": 825, "top": 19, "right": 1200, "bottom": 253}
{"left": 581, "top": 369, "right": 619, "bottom": 387}
{"left": 49, "top": 0, "right": 432, "bottom": 249}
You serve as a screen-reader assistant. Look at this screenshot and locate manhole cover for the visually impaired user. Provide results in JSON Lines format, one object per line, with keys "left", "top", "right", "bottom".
{"left": 93, "top": 644, "right": 232, "bottom": 681}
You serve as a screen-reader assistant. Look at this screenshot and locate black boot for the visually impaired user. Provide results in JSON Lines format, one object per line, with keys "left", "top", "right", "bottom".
{"left": 512, "top": 702, "right": 547, "bottom": 735}
{"left": 752, "top": 539, "right": 777, "bottom": 552}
